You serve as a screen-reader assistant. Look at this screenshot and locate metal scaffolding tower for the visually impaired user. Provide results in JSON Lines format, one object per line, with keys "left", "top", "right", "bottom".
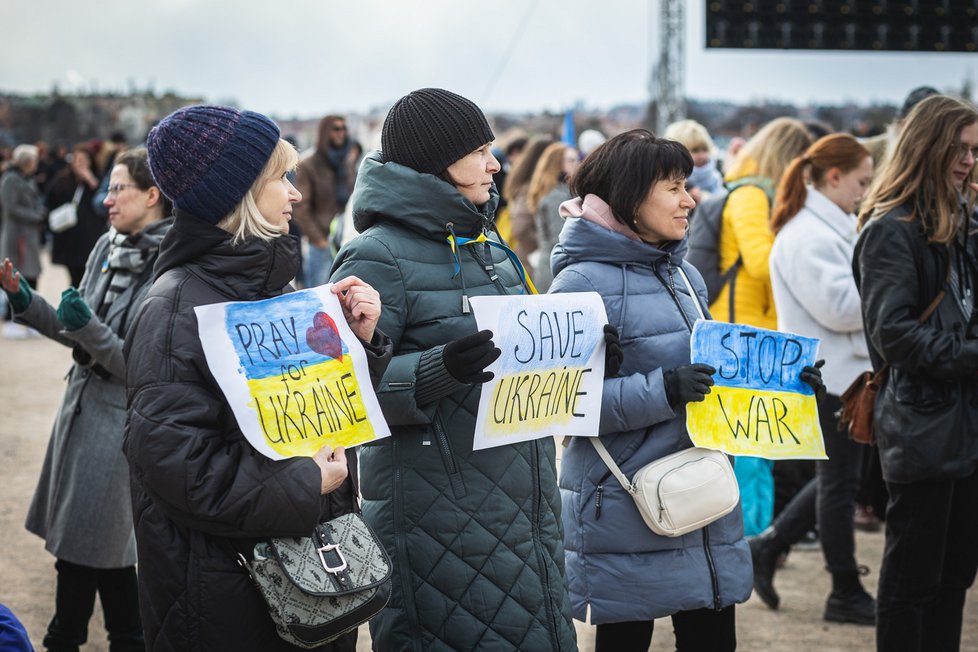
{"left": 649, "top": 0, "right": 686, "bottom": 134}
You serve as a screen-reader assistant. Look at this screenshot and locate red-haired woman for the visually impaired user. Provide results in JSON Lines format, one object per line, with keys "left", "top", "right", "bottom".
{"left": 751, "top": 134, "right": 875, "bottom": 623}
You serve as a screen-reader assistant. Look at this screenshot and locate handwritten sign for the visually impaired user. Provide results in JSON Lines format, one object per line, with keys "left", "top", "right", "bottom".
{"left": 686, "top": 321, "right": 825, "bottom": 459}
{"left": 195, "top": 285, "right": 391, "bottom": 460}
{"left": 469, "top": 292, "right": 607, "bottom": 450}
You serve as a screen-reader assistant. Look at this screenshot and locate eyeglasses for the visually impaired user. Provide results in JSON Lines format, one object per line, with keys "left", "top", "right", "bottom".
{"left": 331, "top": 125, "right": 347, "bottom": 132}
{"left": 956, "top": 142, "right": 978, "bottom": 162}
{"left": 106, "top": 183, "right": 138, "bottom": 197}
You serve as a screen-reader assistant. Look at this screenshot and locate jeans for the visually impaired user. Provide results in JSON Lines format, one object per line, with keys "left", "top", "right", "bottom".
{"left": 876, "top": 467, "right": 978, "bottom": 652}
{"left": 768, "top": 394, "right": 865, "bottom": 572}
{"left": 43, "top": 559, "right": 143, "bottom": 652}
{"left": 304, "top": 239, "right": 333, "bottom": 289}
{"left": 594, "top": 606, "right": 736, "bottom": 652}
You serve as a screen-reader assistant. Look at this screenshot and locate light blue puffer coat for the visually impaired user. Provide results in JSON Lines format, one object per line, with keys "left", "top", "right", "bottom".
{"left": 550, "top": 208, "right": 752, "bottom": 624}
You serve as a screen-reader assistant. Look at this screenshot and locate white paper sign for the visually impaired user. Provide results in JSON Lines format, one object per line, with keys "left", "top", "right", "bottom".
{"left": 469, "top": 292, "right": 608, "bottom": 450}
{"left": 194, "top": 285, "right": 391, "bottom": 460}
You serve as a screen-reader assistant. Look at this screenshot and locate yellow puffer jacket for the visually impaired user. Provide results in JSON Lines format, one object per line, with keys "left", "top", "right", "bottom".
{"left": 711, "top": 182, "right": 778, "bottom": 329}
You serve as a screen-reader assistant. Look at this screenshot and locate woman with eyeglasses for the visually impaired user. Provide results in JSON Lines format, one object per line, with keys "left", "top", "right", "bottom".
{"left": 1, "top": 147, "right": 172, "bottom": 651}
{"left": 853, "top": 94, "right": 978, "bottom": 652}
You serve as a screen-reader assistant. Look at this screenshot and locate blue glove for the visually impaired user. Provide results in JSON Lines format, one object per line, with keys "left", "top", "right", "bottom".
{"left": 3, "top": 274, "right": 33, "bottom": 313}
{"left": 57, "top": 288, "right": 92, "bottom": 331}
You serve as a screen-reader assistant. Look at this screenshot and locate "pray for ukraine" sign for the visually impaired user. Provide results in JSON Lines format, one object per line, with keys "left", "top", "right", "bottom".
{"left": 195, "top": 286, "right": 391, "bottom": 459}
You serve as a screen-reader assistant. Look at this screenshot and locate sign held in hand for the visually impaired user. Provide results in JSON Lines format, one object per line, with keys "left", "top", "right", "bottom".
{"left": 686, "top": 321, "right": 825, "bottom": 459}
{"left": 195, "top": 285, "right": 391, "bottom": 460}
{"left": 469, "top": 292, "right": 608, "bottom": 450}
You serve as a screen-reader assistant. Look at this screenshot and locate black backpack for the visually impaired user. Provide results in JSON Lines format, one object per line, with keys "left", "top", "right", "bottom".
{"left": 686, "top": 176, "right": 774, "bottom": 306}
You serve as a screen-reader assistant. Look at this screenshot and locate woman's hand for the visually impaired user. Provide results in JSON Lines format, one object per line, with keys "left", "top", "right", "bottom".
{"left": 663, "top": 363, "right": 716, "bottom": 408}
{"left": 71, "top": 155, "right": 98, "bottom": 188}
{"left": 603, "top": 324, "right": 623, "bottom": 378}
{"left": 801, "top": 359, "right": 827, "bottom": 403}
{"left": 1, "top": 258, "right": 32, "bottom": 313}
{"left": 312, "top": 445, "right": 349, "bottom": 495}
{"left": 331, "top": 276, "right": 381, "bottom": 343}
{"left": 1, "top": 258, "right": 20, "bottom": 293}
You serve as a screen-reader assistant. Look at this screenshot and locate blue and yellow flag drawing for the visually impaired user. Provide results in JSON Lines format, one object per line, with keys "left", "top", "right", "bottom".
{"left": 686, "top": 321, "right": 826, "bottom": 459}
{"left": 195, "top": 286, "right": 390, "bottom": 459}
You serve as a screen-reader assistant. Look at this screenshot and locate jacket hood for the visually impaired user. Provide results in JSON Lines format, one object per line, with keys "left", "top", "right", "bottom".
{"left": 551, "top": 197, "right": 688, "bottom": 277}
{"left": 351, "top": 150, "right": 499, "bottom": 239}
{"left": 153, "top": 209, "right": 299, "bottom": 297}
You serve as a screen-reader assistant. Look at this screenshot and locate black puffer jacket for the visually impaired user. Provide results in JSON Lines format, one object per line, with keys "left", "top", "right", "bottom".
{"left": 123, "top": 211, "right": 391, "bottom": 651}
{"left": 853, "top": 204, "right": 978, "bottom": 483}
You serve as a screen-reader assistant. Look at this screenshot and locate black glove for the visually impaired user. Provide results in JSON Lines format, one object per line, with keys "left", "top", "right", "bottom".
{"left": 443, "top": 329, "right": 501, "bottom": 384}
{"left": 663, "top": 363, "right": 716, "bottom": 407}
{"left": 603, "top": 324, "right": 623, "bottom": 379}
{"left": 801, "top": 359, "right": 826, "bottom": 403}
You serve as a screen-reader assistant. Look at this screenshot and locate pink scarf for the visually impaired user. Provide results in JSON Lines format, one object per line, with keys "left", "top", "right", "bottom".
{"left": 558, "top": 194, "right": 642, "bottom": 242}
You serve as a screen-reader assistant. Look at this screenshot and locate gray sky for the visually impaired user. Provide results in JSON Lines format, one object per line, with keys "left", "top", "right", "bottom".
{"left": 3, "top": 0, "right": 976, "bottom": 117}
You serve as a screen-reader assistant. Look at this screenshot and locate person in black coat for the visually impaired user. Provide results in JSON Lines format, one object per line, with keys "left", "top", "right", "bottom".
{"left": 46, "top": 144, "right": 107, "bottom": 287}
{"left": 123, "top": 105, "right": 391, "bottom": 652}
{"left": 853, "top": 94, "right": 978, "bottom": 652}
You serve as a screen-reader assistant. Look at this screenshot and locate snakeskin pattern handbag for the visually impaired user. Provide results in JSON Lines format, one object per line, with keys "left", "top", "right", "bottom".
{"left": 241, "top": 513, "right": 392, "bottom": 649}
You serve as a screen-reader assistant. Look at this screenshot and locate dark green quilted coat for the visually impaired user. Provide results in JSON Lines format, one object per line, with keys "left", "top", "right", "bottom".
{"left": 331, "top": 153, "right": 576, "bottom": 651}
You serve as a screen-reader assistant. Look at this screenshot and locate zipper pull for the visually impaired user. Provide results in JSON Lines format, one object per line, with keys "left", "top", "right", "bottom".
{"left": 595, "top": 484, "right": 603, "bottom": 520}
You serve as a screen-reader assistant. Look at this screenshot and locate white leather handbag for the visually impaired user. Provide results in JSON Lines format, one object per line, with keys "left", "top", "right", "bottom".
{"left": 589, "top": 266, "right": 740, "bottom": 537}
{"left": 590, "top": 438, "right": 739, "bottom": 537}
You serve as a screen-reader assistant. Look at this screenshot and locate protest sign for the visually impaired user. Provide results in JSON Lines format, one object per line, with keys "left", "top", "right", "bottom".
{"left": 686, "top": 320, "right": 826, "bottom": 459}
{"left": 469, "top": 292, "right": 607, "bottom": 451}
{"left": 195, "top": 285, "right": 391, "bottom": 460}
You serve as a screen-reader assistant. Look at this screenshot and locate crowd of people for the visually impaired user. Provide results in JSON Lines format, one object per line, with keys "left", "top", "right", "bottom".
{"left": 0, "top": 84, "right": 976, "bottom": 652}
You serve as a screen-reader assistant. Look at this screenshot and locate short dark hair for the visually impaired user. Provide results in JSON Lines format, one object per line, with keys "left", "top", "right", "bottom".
{"left": 115, "top": 147, "right": 172, "bottom": 214}
{"left": 570, "top": 129, "right": 693, "bottom": 228}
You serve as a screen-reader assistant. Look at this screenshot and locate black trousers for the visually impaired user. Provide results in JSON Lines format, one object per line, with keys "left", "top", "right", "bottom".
{"left": 594, "top": 606, "right": 736, "bottom": 652}
{"left": 876, "top": 467, "right": 978, "bottom": 652}
{"left": 43, "top": 559, "right": 143, "bottom": 652}
{"left": 769, "top": 394, "right": 865, "bottom": 573}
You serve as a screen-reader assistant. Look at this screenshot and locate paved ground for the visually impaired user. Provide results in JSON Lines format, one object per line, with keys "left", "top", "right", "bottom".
{"left": 1, "top": 256, "right": 975, "bottom": 651}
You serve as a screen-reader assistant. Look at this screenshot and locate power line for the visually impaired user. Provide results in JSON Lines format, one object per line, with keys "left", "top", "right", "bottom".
{"left": 482, "top": 0, "right": 542, "bottom": 105}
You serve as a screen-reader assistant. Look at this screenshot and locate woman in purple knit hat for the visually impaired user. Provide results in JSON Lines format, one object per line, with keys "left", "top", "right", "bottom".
{"left": 123, "top": 105, "right": 391, "bottom": 652}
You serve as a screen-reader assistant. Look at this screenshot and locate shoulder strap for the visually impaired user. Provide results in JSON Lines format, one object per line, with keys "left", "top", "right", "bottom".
{"left": 676, "top": 266, "right": 707, "bottom": 321}
{"left": 919, "top": 249, "right": 952, "bottom": 324}
{"left": 589, "top": 438, "right": 635, "bottom": 494}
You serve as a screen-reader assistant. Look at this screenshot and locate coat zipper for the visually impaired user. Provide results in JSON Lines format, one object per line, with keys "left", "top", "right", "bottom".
{"left": 392, "top": 436, "right": 423, "bottom": 644}
{"left": 432, "top": 414, "right": 466, "bottom": 498}
{"left": 702, "top": 526, "right": 722, "bottom": 610}
{"left": 531, "top": 441, "right": 562, "bottom": 649}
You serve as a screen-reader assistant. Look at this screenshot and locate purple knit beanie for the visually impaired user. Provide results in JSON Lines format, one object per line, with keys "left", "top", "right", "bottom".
{"left": 147, "top": 105, "right": 280, "bottom": 223}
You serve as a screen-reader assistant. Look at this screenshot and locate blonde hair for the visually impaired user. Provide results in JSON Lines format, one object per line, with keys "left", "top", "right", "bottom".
{"left": 526, "top": 143, "right": 568, "bottom": 213}
{"left": 217, "top": 139, "right": 298, "bottom": 244}
{"left": 726, "top": 117, "right": 813, "bottom": 185}
{"left": 858, "top": 95, "right": 978, "bottom": 244}
{"left": 663, "top": 119, "right": 715, "bottom": 155}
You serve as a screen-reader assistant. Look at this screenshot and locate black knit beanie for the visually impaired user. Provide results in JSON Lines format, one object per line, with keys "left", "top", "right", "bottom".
{"left": 381, "top": 88, "right": 495, "bottom": 175}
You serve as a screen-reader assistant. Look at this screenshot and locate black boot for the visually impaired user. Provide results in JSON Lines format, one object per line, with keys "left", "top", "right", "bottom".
{"left": 749, "top": 528, "right": 784, "bottom": 610}
{"left": 824, "top": 569, "right": 876, "bottom": 625}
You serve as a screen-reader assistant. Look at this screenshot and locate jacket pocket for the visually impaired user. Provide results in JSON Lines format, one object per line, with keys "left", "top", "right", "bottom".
{"left": 432, "top": 413, "right": 466, "bottom": 499}
{"left": 891, "top": 369, "right": 953, "bottom": 412}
